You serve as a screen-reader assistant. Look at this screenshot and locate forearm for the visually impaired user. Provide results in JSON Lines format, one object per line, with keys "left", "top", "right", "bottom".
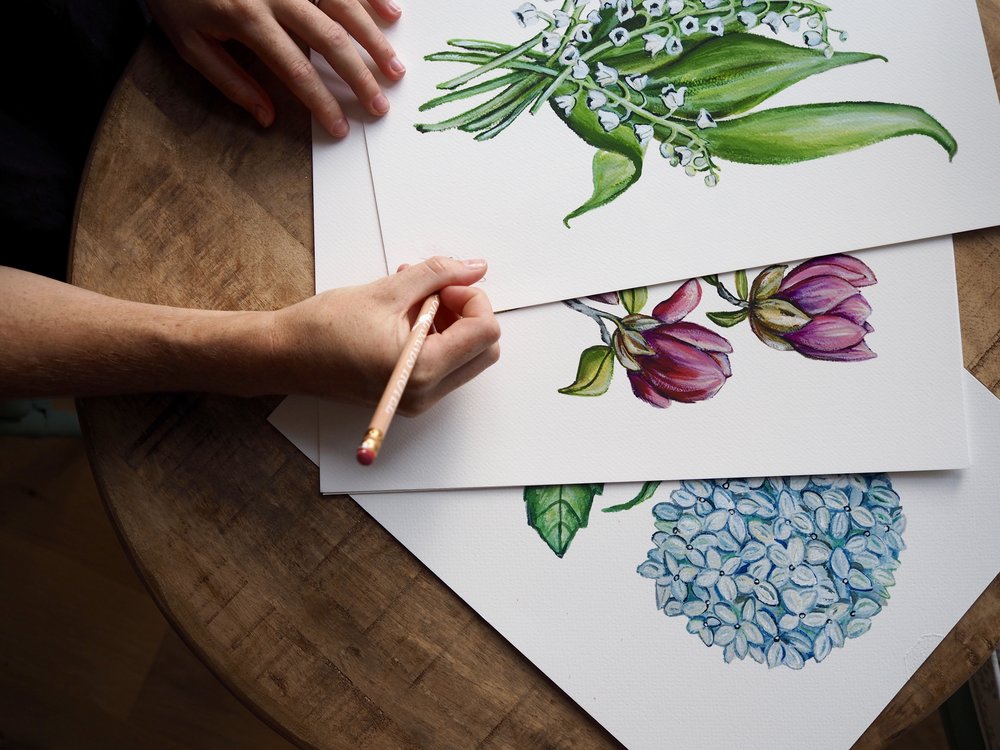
{"left": 0, "top": 267, "right": 277, "bottom": 398}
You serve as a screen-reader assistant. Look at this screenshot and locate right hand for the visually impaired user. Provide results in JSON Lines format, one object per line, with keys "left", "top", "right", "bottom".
{"left": 268, "top": 257, "right": 501, "bottom": 414}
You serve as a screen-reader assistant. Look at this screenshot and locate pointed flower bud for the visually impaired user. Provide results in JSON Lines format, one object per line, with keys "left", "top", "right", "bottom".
{"left": 621, "top": 280, "right": 734, "bottom": 408}
{"left": 748, "top": 255, "right": 878, "bottom": 361}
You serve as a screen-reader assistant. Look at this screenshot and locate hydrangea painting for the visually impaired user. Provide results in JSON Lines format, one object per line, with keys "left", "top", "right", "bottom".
{"left": 524, "top": 473, "right": 905, "bottom": 670}
{"left": 416, "top": 0, "right": 956, "bottom": 225}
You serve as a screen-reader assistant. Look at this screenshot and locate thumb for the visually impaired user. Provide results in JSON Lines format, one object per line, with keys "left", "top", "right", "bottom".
{"left": 386, "top": 256, "right": 487, "bottom": 301}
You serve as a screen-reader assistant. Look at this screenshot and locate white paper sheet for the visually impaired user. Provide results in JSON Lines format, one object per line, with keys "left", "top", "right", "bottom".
{"left": 317, "top": 235, "right": 967, "bottom": 494}
{"left": 270, "top": 371, "right": 1000, "bottom": 750}
{"left": 353, "top": 0, "right": 1000, "bottom": 311}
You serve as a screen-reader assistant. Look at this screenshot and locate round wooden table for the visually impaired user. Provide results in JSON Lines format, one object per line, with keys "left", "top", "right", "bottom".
{"left": 72, "top": 17, "right": 1000, "bottom": 750}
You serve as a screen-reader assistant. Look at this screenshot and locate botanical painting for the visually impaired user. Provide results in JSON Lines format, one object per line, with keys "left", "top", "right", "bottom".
{"left": 417, "top": 0, "right": 955, "bottom": 224}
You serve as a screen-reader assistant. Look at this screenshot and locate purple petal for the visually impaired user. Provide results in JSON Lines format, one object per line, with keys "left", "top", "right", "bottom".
{"left": 659, "top": 322, "right": 734, "bottom": 353}
{"left": 587, "top": 291, "right": 620, "bottom": 305}
{"left": 652, "top": 279, "right": 701, "bottom": 324}
{"left": 708, "top": 351, "right": 732, "bottom": 378}
{"left": 628, "top": 370, "right": 674, "bottom": 408}
{"left": 827, "top": 293, "right": 873, "bottom": 326}
{"left": 792, "top": 341, "right": 877, "bottom": 362}
{"left": 780, "top": 254, "right": 877, "bottom": 291}
{"left": 778, "top": 275, "right": 860, "bottom": 316}
{"left": 783, "top": 315, "right": 867, "bottom": 353}
{"left": 640, "top": 332, "right": 729, "bottom": 402}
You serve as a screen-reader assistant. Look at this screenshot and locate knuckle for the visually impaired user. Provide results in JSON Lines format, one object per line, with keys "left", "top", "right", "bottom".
{"left": 486, "top": 342, "right": 501, "bottom": 366}
{"left": 324, "top": 22, "right": 350, "bottom": 49}
{"left": 423, "top": 256, "right": 450, "bottom": 277}
{"left": 284, "top": 56, "right": 315, "bottom": 85}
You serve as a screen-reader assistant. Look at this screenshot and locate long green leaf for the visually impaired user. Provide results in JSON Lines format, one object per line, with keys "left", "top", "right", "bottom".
{"left": 643, "top": 34, "right": 886, "bottom": 119}
{"left": 706, "top": 102, "right": 957, "bottom": 164}
{"left": 551, "top": 92, "right": 646, "bottom": 226}
{"left": 524, "top": 484, "right": 603, "bottom": 557}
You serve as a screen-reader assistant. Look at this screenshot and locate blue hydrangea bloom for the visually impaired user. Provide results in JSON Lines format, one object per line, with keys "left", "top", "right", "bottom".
{"left": 637, "top": 474, "right": 905, "bottom": 669}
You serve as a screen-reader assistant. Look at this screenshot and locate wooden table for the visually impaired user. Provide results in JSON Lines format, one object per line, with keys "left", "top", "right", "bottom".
{"left": 72, "top": 14, "right": 1000, "bottom": 750}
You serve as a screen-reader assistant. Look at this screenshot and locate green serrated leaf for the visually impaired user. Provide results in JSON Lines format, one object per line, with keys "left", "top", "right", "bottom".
{"left": 550, "top": 94, "right": 645, "bottom": 226}
{"left": 735, "top": 270, "right": 748, "bottom": 301}
{"left": 524, "top": 484, "right": 603, "bottom": 557}
{"left": 706, "top": 309, "right": 749, "bottom": 327}
{"left": 620, "top": 287, "right": 648, "bottom": 315}
{"left": 603, "top": 481, "right": 662, "bottom": 513}
{"left": 640, "top": 34, "right": 887, "bottom": 120}
{"left": 558, "top": 345, "right": 615, "bottom": 397}
{"left": 706, "top": 102, "right": 957, "bottom": 164}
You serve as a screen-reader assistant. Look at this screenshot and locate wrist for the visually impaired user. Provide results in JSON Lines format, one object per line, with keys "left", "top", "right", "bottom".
{"left": 154, "top": 307, "right": 281, "bottom": 397}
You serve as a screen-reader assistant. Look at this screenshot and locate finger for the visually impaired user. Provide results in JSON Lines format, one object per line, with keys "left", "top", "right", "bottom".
{"left": 243, "top": 16, "right": 349, "bottom": 137}
{"left": 414, "top": 296, "right": 500, "bottom": 384}
{"left": 400, "top": 342, "right": 500, "bottom": 416}
{"left": 383, "top": 257, "right": 488, "bottom": 307}
{"left": 171, "top": 32, "right": 275, "bottom": 127}
{"left": 366, "top": 0, "right": 403, "bottom": 23}
{"left": 308, "top": 0, "right": 406, "bottom": 82}
{"left": 278, "top": 1, "right": 392, "bottom": 117}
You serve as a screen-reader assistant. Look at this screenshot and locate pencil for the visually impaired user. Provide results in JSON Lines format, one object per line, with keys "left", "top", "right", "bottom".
{"left": 356, "top": 293, "right": 441, "bottom": 466}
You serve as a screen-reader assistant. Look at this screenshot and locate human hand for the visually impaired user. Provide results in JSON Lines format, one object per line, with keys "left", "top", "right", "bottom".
{"left": 146, "top": 0, "right": 405, "bottom": 138}
{"left": 268, "top": 257, "right": 501, "bottom": 414}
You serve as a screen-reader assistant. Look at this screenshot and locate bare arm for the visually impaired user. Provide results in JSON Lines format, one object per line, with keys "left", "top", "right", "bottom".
{"left": 0, "top": 257, "right": 500, "bottom": 413}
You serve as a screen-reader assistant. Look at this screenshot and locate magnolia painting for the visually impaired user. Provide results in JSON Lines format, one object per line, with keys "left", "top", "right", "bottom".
{"left": 561, "top": 253, "right": 877, "bottom": 407}
{"left": 416, "top": 0, "right": 956, "bottom": 224}
{"left": 525, "top": 473, "right": 905, "bottom": 670}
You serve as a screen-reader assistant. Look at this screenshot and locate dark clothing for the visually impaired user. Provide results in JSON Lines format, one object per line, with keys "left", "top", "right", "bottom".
{"left": 1, "top": 0, "right": 147, "bottom": 280}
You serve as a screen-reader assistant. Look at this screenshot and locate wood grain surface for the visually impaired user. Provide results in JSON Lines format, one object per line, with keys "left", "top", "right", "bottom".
{"left": 71, "top": 8, "right": 1000, "bottom": 749}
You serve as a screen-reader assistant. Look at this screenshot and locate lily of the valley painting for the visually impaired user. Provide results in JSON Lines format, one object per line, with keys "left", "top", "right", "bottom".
{"left": 417, "top": 0, "right": 956, "bottom": 225}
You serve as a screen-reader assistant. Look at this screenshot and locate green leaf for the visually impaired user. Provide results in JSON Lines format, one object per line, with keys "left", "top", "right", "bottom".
{"left": 642, "top": 34, "right": 886, "bottom": 120}
{"left": 620, "top": 287, "right": 648, "bottom": 315}
{"left": 559, "top": 345, "right": 615, "bottom": 397}
{"left": 706, "top": 309, "right": 749, "bottom": 327}
{"left": 550, "top": 94, "right": 645, "bottom": 225}
{"left": 706, "top": 102, "right": 958, "bottom": 164}
{"left": 565, "top": 149, "right": 642, "bottom": 227}
{"left": 735, "top": 270, "right": 748, "bottom": 301}
{"left": 603, "top": 481, "right": 662, "bottom": 513}
{"left": 524, "top": 484, "right": 604, "bottom": 557}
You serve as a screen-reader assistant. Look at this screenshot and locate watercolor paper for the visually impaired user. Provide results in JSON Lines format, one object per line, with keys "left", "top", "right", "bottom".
{"left": 353, "top": 0, "right": 1000, "bottom": 311}
{"left": 271, "top": 372, "right": 1000, "bottom": 750}
{"left": 316, "top": 235, "right": 967, "bottom": 494}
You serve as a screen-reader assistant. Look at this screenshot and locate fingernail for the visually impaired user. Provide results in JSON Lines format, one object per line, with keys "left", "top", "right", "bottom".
{"left": 254, "top": 105, "right": 272, "bottom": 127}
{"left": 463, "top": 258, "right": 487, "bottom": 269}
{"left": 388, "top": 56, "right": 406, "bottom": 76}
{"left": 332, "top": 118, "right": 349, "bottom": 138}
{"left": 372, "top": 94, "right": 390, "bottom": 115}
{"left": 386, "top": 1, "right": 402, "bottom": 14}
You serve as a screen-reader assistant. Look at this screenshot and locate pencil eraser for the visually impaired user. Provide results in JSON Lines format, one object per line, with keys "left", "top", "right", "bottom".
{"left": 356, "top": 446, "right": 375, "bottom": 466}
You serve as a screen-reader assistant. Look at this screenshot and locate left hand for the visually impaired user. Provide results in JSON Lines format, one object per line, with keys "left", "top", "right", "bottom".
{"left": 146, "top": 0, "right": 406, "bottom": 137}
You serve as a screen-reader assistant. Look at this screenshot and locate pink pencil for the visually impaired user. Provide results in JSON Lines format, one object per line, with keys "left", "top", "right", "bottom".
{"left": 356, "top": 294, "right": 440, "bottom": 466}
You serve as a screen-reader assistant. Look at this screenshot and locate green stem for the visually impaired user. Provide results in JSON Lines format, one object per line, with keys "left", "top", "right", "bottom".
{"left": 474, "top": 78, "right": 551, "bottom": 140}
{"left": 426, "top": 52, "right": 558, "bottom": 78}
{"left": 438, "top": 34, "right": 548, "bottom": 90}
{"left": 418, "top": 71, "right": 523, "bottom": 112}
{"left": 447, "top": 39, "right": 548, "bottom": 61}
